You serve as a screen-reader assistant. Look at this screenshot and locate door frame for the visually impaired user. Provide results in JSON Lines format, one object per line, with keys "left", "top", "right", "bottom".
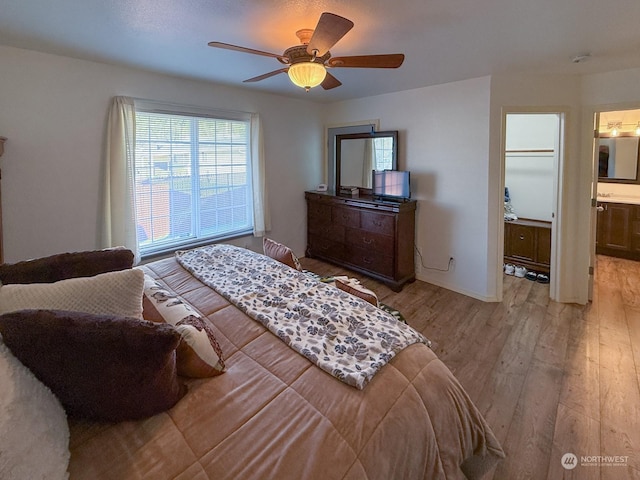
{"left": 586, "top": 101, "right": 640, "bottom": 301}
{"left": 499, "top": 107, "right": 567, "bottom": 302}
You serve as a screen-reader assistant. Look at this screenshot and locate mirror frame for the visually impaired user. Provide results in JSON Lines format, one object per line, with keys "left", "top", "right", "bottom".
{"left": 335, "top": 130, "right": 398, "bottom": 194}
{"left": 597, "top": 134, "right": 640, "bottom": 184}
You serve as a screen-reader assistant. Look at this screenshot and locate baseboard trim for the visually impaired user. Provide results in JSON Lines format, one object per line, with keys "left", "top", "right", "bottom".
{"left": 415, "top": 273, "right": 499, "bottom": 303}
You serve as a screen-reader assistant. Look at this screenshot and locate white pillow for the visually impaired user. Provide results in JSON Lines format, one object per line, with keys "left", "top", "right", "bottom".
{"left": 142, "top": 274, "right": 225, "bottom": 378}
{"left": 0, "top": 268, "right": 144, "bottom": 318}
{"left": 0, "top": 340, "right": 70, "bottom": 480}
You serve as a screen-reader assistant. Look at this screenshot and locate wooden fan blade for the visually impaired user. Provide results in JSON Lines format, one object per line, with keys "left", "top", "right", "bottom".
{"left": 328, "top": 54, "right": 405, "bottom": 69}
{"left": 321, "top": 72, "right": 342, "bottom": 90}
{"left": 306, "top": 13, "right": 354, "bottom": 57}
{"left": 243, "top": 68, "right": 289, "bottom": 83}
{"left": 208, "top": 41, "right": 288, "bottom": 62}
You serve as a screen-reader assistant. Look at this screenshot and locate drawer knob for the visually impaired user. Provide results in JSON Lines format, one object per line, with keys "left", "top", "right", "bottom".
{"left": 363, "top": 237, "right": 373, "bottom": 245}
{"left": 519, "top": 234, "right": 525, "bottom": 240}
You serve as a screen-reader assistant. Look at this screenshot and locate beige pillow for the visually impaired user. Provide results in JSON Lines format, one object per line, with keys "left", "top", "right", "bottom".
{"left": 142, "top": 275, "right": 225, "bottom": 378}
{"left": 0, "top": 268, "right": 144, "bottom": 318}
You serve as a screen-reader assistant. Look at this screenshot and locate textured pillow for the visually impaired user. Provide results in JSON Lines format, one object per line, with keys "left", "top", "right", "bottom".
{"left": 0, "top": 341, "right": 70, "bottom": 480}
{"left": 0, "top": 309, "right": 186, "bottom": 422}
{"left": 0, "top": 268, "right": 144, "bottom": 318}
{"left": 335, "top": 277, "right": 379, "bottom": 307}
{"left": 143, "top": 275, "right": 225, "bottom": 378}
{"left": 0, "top": 248, "right": 134, "bottom": 285}
{"left": 263, "top": 237, "right": 302, "bottom": 271}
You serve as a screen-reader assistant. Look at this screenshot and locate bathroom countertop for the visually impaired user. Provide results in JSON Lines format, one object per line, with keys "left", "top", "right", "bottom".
{"left": 597, "top": 195, "right": 640, "bottom": 205}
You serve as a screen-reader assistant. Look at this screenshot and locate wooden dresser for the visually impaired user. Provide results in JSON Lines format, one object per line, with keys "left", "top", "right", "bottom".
{"left": 305, "top": 191, "right": 416, "bottom": 291}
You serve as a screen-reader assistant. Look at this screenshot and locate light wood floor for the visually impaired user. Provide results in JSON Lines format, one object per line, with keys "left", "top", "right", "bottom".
{"left": 299, "top": 255, "right": 640, "bottom": 480}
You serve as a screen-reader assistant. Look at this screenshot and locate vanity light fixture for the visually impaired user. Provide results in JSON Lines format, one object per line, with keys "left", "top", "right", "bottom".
{"left": 608, "top": 121, "right": 622, "bottom": 137}
{"left": 287, "top": 61, "right": 327, "bottom": 92}
{"left": 635, "top": 122, "right": 640, "bottom": 136}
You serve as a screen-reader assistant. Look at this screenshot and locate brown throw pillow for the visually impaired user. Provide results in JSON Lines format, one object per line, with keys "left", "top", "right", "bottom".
{"left": 143, "top": 275, "right": 226, "bottom": 378}
{"left": 0, "top": 309, "right": 186, "bottom": 422}
{"left": 0, "top": 248, "right": 134, "bottom": 285}
{"left": 262, "top": 237, "right": 302, "bottom": 271}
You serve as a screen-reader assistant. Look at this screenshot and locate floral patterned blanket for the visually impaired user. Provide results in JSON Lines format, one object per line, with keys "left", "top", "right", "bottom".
{"left": 175, "top": 244, "right": 429, "bottom": 389}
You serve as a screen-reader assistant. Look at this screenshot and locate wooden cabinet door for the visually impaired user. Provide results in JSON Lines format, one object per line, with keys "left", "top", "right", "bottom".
{"left": 507, "top": 224, "right": 536, "bottom": 262}
{"left": 537, "top": 227, "right": 552, "bottom": 265}
{"left": 598, "top": 203, "right": 631, "bottom": 251}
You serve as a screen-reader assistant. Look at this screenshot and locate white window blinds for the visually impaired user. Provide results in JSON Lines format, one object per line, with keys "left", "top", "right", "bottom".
{"left": 134, "top": 109, "right": 253, "bottom": 255}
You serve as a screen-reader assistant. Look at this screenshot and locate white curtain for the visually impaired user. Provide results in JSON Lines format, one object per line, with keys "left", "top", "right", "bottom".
{"left": 101, "top": 96, "right": 139, "bottom": 263}
{"left": 250, "top": 113, "right": 270, "bottom": 236}
{"left": 362, "top": 139, "right": 375, "bottom": 187}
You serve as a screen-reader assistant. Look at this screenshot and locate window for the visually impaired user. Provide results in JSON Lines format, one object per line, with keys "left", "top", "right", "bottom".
{"left": 373, "top": 136, "right": 394, "bottom": 170}
{"left": 134, "top": 109, "right": 253, "bottom": 256}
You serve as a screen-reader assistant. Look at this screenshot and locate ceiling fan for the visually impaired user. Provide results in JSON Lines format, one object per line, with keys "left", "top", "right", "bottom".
{"left": 208, "top": 12, "right": 405, "bottom": 92}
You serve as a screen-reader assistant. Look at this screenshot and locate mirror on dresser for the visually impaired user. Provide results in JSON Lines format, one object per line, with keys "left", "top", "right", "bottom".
{"left": 335, "top": 131, "right": 398, "bottom": 192}
{"left": 598, "top": 135, "right": 640, "bottom": 184}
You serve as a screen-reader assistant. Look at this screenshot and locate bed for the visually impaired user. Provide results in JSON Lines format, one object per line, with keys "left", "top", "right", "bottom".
{"left": 0, "top": 245, "right": 504, "bottom": 479}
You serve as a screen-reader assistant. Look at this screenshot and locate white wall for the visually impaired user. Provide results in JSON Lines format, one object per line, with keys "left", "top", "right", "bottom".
{"left": 0, "top": 46, "right": 324, "bottom": 262}
{"left": 489, "top": 73, "right": 583, "bottom": 303}
{"left": 326, "top": 77, "right": 494, "bottom": 300}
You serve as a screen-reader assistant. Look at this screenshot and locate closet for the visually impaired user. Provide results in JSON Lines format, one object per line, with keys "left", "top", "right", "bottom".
{"left": 503, "top": 114, "right": 558, "bottom": 275}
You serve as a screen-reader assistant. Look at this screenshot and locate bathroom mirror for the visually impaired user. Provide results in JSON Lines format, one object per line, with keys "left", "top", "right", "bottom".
{"left": 335, "top": 131, "right": 398, "bottom": 192}
{"left": 598, "top": 135, "right": 640, "bottom": 184}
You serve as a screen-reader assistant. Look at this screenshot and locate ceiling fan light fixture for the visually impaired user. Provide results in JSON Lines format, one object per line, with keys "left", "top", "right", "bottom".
{"left": 288, "top": 62, "right": 326, "bottom": 92}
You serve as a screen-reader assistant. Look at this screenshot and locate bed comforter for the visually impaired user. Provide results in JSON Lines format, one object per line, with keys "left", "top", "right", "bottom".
{"left": 67, "top": 255, "right": 504, "bottom": 479}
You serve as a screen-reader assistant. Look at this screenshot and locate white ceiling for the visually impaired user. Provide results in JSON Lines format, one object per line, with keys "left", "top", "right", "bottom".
{"left": 2, "top": 0, "right": 640, "bottom": 102}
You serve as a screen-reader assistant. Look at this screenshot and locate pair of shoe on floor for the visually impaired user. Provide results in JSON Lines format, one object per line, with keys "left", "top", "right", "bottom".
{"left": 525, "top": 271, "right": 550, "bottom": 284}
{"left": 504, "top": 264, "right": 527, "bottom": 278}
{"left": 504, "top": 264, "right": 550, "bottom": 284}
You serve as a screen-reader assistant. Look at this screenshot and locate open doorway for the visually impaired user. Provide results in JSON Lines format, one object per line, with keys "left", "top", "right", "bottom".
{"left": 589, "top": 107, "right": 640, "bottom": 300}
{"left": 501, "top": 111, "right": 564, "bottom": 300}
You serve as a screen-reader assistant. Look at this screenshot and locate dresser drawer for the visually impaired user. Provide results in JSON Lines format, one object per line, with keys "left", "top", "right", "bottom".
{"left": 307, "top": 202, "right": 332, "bottom": 224}
{"left": 361, "top": 211, "right": 395, "bottom": 236}
{"left": 332, "top": 206, "right": 360, "bottom": 227}
{"left": 308, "top": 223, "right": 345, "bottom": 241}
{"left": 308, "top": 236, "right": 345, "bottom": 261}
{"left": 346, "top": 246, "right": 394, "bottom": 277}
{"left": 345, "top": 227, "right": 394, "bottom": 252}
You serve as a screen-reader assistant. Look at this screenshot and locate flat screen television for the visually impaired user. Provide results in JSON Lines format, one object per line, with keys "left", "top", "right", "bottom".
{"left": 372, "top": 170, "right": 411, "bottom": 200}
